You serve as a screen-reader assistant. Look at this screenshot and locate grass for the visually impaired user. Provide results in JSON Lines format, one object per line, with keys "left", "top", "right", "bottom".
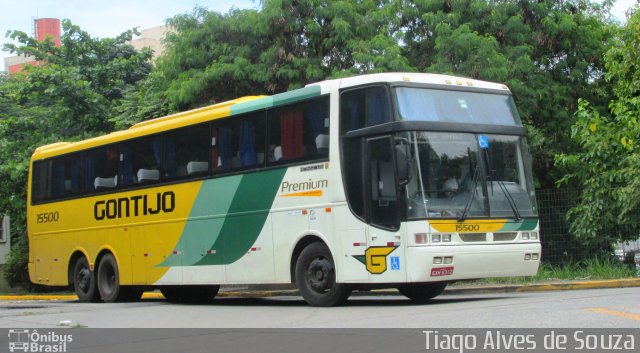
{"left": 457, "top": 257, "right": 638, "bottom": 286}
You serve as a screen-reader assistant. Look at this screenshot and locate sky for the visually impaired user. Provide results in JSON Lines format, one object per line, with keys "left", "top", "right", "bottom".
{"left": 0, "top": 0, "right": 637, "bottom": 72}
{"left": 0, "top": 0, "right": 258, "bottom": 71}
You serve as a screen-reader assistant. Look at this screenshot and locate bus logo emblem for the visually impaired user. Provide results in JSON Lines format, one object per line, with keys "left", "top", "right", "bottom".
{"left": 353, "top": 246, "right": 397, "bottom": 274}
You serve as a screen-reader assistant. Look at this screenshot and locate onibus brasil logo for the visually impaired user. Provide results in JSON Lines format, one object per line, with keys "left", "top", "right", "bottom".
{"left": 8, "top": 329, "right": 72, "bottom": 352}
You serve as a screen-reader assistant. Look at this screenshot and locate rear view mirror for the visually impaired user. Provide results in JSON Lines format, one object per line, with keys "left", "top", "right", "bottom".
{"left": 395, "top": 144, "right": 411, "bottom": 186}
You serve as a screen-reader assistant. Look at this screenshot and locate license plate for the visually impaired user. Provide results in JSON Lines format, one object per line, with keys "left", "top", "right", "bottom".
{"left": 431, "top": 266, "right": 454, "bottom": 277}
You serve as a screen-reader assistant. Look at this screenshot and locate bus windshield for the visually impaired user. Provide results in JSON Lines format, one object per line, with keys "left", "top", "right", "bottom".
{"left": 403, "top": 131, "right": 537, "bottom": 220}
{"left": 396, "top": 87, "right": 522, "bottom": 126}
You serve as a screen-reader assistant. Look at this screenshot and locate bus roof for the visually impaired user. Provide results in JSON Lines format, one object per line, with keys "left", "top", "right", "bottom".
{"left": 332, "top": 72, "right": 510, "bottom": 92}
{"left": 32, "top": 72, "right": 510, "bottom": 161}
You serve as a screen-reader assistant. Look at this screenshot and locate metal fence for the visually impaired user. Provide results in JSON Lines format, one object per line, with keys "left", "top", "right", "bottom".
{"left": 536, "top": 188, "right": 640, "bottom": 264}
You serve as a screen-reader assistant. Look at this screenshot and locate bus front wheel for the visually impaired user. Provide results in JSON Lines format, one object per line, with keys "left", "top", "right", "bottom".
{"left": 72, "top": 257, "right": 100, "bottom": 302}
{"left": 295, "top": 242, "right": 352, "bottom": 307}
{"left": 397, "top": 282, "right": 447, "bottom": 303}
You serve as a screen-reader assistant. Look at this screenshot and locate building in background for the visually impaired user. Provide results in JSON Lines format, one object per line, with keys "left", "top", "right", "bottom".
{"left": 0, "top": 215, "right": 10, "bottom": 265}
{"left": 4, "top": 18, "right": 61, "bottom": 74}
{"left": 128, "top": 25, "right": 169, "bottom": 58}
{"left": 3, "top": 19, "right": 168, "bottom": 74}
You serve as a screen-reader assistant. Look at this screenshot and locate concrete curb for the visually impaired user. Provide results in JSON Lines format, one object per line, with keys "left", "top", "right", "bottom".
{"left": 443, "top": 278, "right": 640, "bottom": 295}
{"left": 1, "top": 278, "right": 638, "bottom": 301}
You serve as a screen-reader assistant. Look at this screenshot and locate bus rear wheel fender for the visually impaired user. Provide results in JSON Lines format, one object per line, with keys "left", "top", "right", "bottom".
{"left": 295, "top": 241, "right": 352, "bottom": 307}
{"left": 71, "top": 255, "right": 100, "bottom": 303}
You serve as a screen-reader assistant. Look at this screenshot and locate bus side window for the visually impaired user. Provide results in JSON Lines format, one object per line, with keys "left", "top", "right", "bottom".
{"left": 305, "top": 97, "right": 330, "bottom": 158}
{"left": 212, "top": 113, "right": 265, "bottom": 173}
{"left": 122, "top": 137, "right": 161, "bottom": 186}
{"left": 267, "top": 96, "right": 329, "bottom": 165}
{"left": 84, "top": 146, "right": 119, "bottom": 192}
{"left": 164, "top": 123, "right": 210, "bottom": 180}
{"left": 50, "top": 155, "right": 82, "bottom": 199}
{"left": 340, "top": 86, "right": 391, "bottom": 135}
{"left": 31, "top": 160, "right": 50, "bottom": 203}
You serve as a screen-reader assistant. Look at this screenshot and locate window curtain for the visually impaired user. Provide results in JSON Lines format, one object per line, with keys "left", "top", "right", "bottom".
{"left": 239, "top": 120, "right": 256, "bottom": 166}
{"left": 366, "top": 88, "right": 390, "bottom": 127}
{"left": 349, "top": 94, "right": 361, "bottom": 131}
{"left": 70, "top": 158, "right": 80, "bottom": 194}
{"left": 152, "top": 140, "right": 162, "bottom": 167}
{"left": 280, "top": 110, "right": 303, "bottom": 159}
{"left": 306, "top": 100, "right": 326, "bottom": 137}
{"left": 122, "top": 147, "right": 134, "bottom": 185}
{"left": 219, "top": 123, "right": 232, "bottom": 168}
{"left": 164, "top": 137, "right": 176, "bottom": 178}
{"left": 51, "top": 162, "right": 65, "bottom": 196}
{"left": 84, "top": 156, "right": 95, "bottom": 191}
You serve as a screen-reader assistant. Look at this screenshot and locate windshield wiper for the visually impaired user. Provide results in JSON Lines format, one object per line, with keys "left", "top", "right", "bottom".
{"left": 458, "top": 164, "right": 479, "bottom": 222}
{"left": 484, "top": 148, "right": 521, "bottom": 221}
{"left": 491, "top": 176, "right": 522, "bottom": 221}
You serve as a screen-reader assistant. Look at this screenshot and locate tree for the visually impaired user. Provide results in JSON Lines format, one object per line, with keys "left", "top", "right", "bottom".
{"left": 132, "top": 1, "right": 615, "bottom": 191}
{"left": 398, "top": 0, "right": 616, "bottom": 189}
{"left": 138, "top": 1, "right": 413, "bottom": 115}
{"left": 0, "top": 20, "right": 153, "bottom": 286}
{"left": 556, "top": 6, "right": 640, "bottom": 247}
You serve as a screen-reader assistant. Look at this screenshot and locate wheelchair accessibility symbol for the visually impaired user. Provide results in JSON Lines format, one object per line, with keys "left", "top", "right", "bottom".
{"left": 478, "top": 135, "right": 490, "bottom": 149}
{"left": 390, "top": 256, "right": 400, "bottom": 271}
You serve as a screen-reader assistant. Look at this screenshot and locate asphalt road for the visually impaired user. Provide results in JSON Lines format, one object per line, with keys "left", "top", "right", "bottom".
{"left": 0, "top": 287, "right": 638, "bottom": 328}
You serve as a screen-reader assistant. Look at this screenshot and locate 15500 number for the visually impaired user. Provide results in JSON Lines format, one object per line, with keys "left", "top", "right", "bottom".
{"left": 37, "top": 212, "right": 59, "bottom": 224}
{"left": 455, "top": 224, "right": 480, "bottom": 232}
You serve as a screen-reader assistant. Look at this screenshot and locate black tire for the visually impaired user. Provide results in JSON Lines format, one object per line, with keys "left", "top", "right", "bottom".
{"left": 160, "top": 285, "right": 220, "bottom": 303}
{"left": 398, "top": 282, "right": 447, "bottom": 303}
{"left": 96, "top": 253, "right": 127, "bottom": 303}
{"left": 295, "top": 242, "right": 352, "bottom": 307}
{"left": 72, "top": 256, "right": 100, "bottom": 302}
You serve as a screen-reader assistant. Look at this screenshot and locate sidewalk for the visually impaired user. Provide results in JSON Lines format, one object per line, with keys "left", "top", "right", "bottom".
{"left": 1, "top": 278, "right": 639, "bottom": 301}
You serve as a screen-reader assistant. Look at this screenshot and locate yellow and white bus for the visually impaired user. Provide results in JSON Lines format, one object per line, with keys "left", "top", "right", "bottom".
{"left": 28, "top": 73, "right": 540, "bottom": 306}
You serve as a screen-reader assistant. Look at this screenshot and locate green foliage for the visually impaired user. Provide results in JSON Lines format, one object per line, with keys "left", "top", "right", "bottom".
{"left": 556, "top": 6, "right": 640, "bottom": 244}
{"left": 398, "top": 0, "right": 615, "bottom": 188}
{"left": 143, "top": 1, "right": 413, "bottom": 114}
{"left": 469, "top": 255, "right": 637, "bottom": 284}
{"left": 0, "top": 21, "right": 152, "bottom": 287}
{"left": 128, "top": 1, "right": 615, "bottom": 191}
{"left": 3, "top": 234, "right": 30, "bottom": 288}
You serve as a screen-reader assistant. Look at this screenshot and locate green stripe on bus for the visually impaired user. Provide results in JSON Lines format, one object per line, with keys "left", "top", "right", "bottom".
{"left": 229, "top": 86, "right": 320, "bottom": 116}
{"left": 158, "top": 176, "right": 243, "bottom": 267}
{"left": 272, "top": 85, "right": 321, "bottom": 106}
{"left": 231, "top": 96, "right": 274, "bottom": 115}
{"left": 501, "top": 219, "right": 538, "bottom": 231}
{"left": 194, "top": 168, "right": 287, "bottom": 266}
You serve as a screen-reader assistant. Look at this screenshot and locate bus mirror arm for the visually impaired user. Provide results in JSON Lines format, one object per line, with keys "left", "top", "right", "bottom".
{"left": 395, "top": 144, "right": 411, "bottom": 186}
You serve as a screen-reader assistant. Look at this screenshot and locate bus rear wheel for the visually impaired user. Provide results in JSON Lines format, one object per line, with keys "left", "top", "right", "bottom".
{"left": 295, "top": 242, "right": 352, "bottom": 307}
{"left": 96, "top": 253, "right": 130, "bottom": 303}
{"left": 72, "top": 257, "right": 100, "bottom": 302}
{"left": 397, "top": 282, "right": 447, "bottom": 303}
{"left": 160, "top": 285, "right": 220, "bottom": 303}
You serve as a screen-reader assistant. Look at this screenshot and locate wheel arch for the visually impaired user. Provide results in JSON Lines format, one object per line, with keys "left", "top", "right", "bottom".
{"left": 94, "top": 245, "right": 119, "bottom": 274}
{"left": 67, "top": 248, "right": 90, "bottom": 287}
{"left": 289, "top": 234, "right": 331, "bottom": 284}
